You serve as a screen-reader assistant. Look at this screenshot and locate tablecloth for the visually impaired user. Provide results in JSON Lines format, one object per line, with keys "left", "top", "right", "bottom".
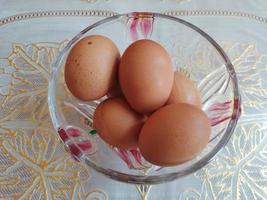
{"left": 0, "top": 1, "right": 267, "bottom": 199}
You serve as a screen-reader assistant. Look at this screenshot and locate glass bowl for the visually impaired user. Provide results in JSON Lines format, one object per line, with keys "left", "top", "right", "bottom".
{"left": 48, "top": 12, "right": 241, "bottom": 184}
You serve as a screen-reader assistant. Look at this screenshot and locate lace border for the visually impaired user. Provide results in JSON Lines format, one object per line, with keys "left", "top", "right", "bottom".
{"left": 0, "top": 10, "right": 266, "bottom": 26}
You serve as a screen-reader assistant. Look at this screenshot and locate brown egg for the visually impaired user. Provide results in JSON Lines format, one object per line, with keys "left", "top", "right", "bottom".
{"left": 93, "top": 97, "right": 145, "bottom": 149}
{"left": 119, "top": 39, "right": 174, "bottom": 113}
{"left": 138, "top": 103, "right": 211, "bottom": 166}
{"left": 65, "top": 35, "right": 120, "bottom": 101}
{"left": 107, "top": 83, "right": 122, "bottom": 98}
{"left": 167, "top": 71, "right": 201, "bottom": 108}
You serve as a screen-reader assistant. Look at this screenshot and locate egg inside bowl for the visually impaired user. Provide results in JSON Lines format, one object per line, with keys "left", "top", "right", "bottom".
{"left": 48, "top": 12, "right": 241, "bottom": 184}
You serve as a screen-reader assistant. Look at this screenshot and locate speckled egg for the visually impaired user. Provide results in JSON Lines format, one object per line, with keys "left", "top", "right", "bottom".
{"left": 119, "top": 39, "right": 174, "bottom": 113}
{"left": 65, "top": 35, "right": 120, "bottom": 101}
{"left": 93, "top": 97, "right": 145, "bottom": 149}
{"left": 167, "top": 71, "right": 201, "bottom": 108}
{"left": 138, "top": 103, "right": 211, "bottom": 166}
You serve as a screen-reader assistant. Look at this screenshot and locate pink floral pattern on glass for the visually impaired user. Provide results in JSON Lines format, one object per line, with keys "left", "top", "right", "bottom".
{"left": 207, "top": 98, "right": 241, "bottom": 127}
{"left": 127, "top": 12, "right": 154, "bottom": 41}
{"left": 114, "top": 148, "right": 151, "bottom": 170}
{"left": 58, "top": 127, "right": 96, "bottom": 161}
{"left": 208, "top": 100, "right": 232, "bottom": 126}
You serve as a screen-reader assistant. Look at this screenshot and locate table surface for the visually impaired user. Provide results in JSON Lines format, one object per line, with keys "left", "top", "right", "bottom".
{"left": 0, "top": 1, "right": 267, "bottom": 200}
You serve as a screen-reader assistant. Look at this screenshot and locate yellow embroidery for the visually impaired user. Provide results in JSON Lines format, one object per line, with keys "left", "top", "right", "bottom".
{"left": 0, "top": 18, "right": 266, "bottom": 200}
{"left": 190, "top": 42, "right": 267, "bottom": 200}
{"left": 0, "top": 42, "right": 107, "bottom": 199}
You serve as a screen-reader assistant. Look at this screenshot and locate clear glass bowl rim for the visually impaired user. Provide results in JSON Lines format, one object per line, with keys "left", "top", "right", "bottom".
{"left": 48, "top": 12, "right": 241, "bottom": 184}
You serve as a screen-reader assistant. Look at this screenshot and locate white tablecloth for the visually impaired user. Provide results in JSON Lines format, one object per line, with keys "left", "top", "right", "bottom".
{"left": 0, "top": 1, "right": 267, "bottom": 199}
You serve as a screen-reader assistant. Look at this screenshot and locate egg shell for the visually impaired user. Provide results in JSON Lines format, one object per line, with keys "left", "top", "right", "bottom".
{"left": 167, "top": 71, "right": 201, "bottom": 108}
{"left": 93, "top": 97, "right": 145, "bottom": 149}
{"left": 65, "top": 35, "right": 120, "bottom": 101}
{"left": 107, "top": 83, "right": 122, "bottom": 98}
{"left": 138, "top": 103, "right": 211, "bottom": 166}
{"left": 119, "top": 39, "right": 174, "bottom": 113}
